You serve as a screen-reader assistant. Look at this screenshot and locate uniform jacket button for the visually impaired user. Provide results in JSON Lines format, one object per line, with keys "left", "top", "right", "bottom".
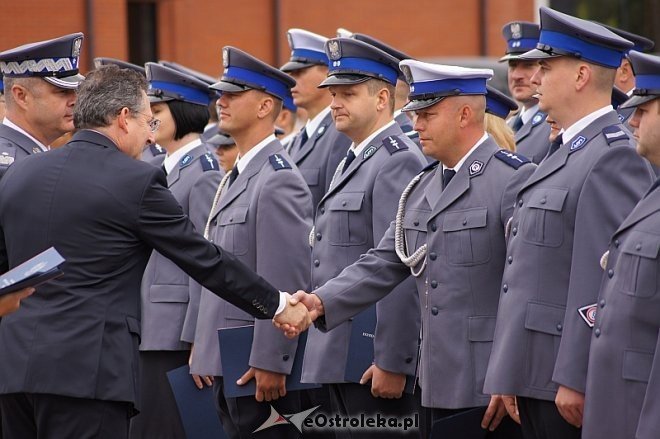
{"left": 320, "top": 207, "right": 325, "bottom": 214}
{"left": 508, "top": 255, "right": 513, "bottom": 264}
{"left": 430, "top": 223, "right": 437, "bottom": 232}
{"left": 599, "top": 299, "right": 606, "bottom": 308}
{"left": 502, "top": 283, "right": 508, "bottom": 293}
{"left": 594, "top": 328, "right": 601, "bottom": 337}
{"left": 316, "top": 233, "right": 322, "bottom": 241}
{"left": 314, "top": 259, "right": 320, "bottom": 267}
{"left": 413, "top": 220, "right": 419, "bottom": 226}
{"left": 405, "top": 357, "right": 413, "bottom": 364}
{"left": 430, "top": 280, "right": 438, "bottom": 288}
{"left": 518, "top": 199, "right": 523, "bottom": 207}
{"left": 283, "top": 354, "right": 290, "bottom": 361}
{"left": 512, "top": 227, "right": 518, "bottom": 236}
{"left": 614, "top": 239, "right": 620, "bottom": 248}
{"left": 429, "top": 252, "right": 437, "bottom": 261}
{"left": 431, "top": 306, "right": 439, "bottom": 316}
{"left": 607, "top": 269, "right": 614, "bottom": 278}
{"left": 556, "top": 324, "right": 563, "bottom": 332}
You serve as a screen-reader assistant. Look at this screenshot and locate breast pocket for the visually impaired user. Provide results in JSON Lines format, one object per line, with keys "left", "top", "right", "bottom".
{"left": 217, "top": 205, "right": 249, "bottom": 256}
{"left": 403, "top": 209, "right": 431, "bottom": 253}
{"left": 299, "top": 168, "right": 320, "bottom": 188}
{"left": 328, "top": 192, "right": 367, "bottom": 246}
{"left": 521, "top": 188, "right": 568, "bottom": 248}
{"left": 443, "top": 207, "right": 490, "bottom": 266}
{"left": 616, "top": 231, "right": 660, "bottom": 298}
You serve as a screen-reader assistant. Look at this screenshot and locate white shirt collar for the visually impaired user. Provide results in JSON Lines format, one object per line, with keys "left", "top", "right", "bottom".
{"left": 163, "top": 138, "right": 202, "bottom": 175}
{"left": 350, "top": 120, "right": 397, "bottom": 158}
{"left": 520, "top": 104, "right": 540, "bottom": 125}
{"left": 443, "top": 132, "right": 489, "bottom": 174}
{"left": 236, "top": 134, "right": 277, "bottom": 174}
{"left": 561, "top": 105, "right": 613, "bottom": 146}
{"left": 2, "top": 117, "right": 49, "bottom": 152}
{"left": 305, "top": 106, "right": 331, "bottom": 138}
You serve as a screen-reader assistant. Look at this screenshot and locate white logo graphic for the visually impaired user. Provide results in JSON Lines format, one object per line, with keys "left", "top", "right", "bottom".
{"left": 254, "top": 405, "right": 321, "bottom": 434}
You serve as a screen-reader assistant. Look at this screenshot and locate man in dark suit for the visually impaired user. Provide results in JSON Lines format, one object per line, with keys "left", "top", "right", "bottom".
{"left": 0, "top": 33, "right": 84, "bottom": 178}
{"left": 0, "top": 65, "right": 309, "bottom": 439}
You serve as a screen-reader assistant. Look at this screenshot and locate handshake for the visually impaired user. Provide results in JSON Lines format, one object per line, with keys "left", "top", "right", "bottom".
{"left": 272, "top": 291, "right": 324, "bottom": 338}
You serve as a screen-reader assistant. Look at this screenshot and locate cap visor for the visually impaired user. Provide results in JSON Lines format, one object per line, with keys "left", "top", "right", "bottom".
{"left": 518, "top": 48, "right": 561, "bottom": 61}
{"left": 619, "top": 94, "right": 658, "bottom": 109}
{"left": 209, "top": 80, "right": 250, "bottom": 93}
{"left": 43, "top": 73, "right": 85, "bottom": 89}
{"left": 280, "top": 61, "right": 317, "bottom": 72}
{"left": 401, "top": 97, "right": 445, "bottom": 112}
{"left": 318, "top": 74, "right": 370, "bottom": 88}
{"left": 207, "top": 133, "right": 235, "bottom": 147}
{"left": 499, "top": 53, "right": 529, "bottom": 62}
{"left": 148, "top": 94, "right": 174, "bottom": 104}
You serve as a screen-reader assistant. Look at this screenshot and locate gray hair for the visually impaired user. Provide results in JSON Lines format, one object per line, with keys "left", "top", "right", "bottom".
{"left": 74, "top": 65, "right": 148, "bottom": 129}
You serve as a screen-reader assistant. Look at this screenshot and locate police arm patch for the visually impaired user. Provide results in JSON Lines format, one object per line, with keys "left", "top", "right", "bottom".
{"left": 578, "top": 303, "right": 598, "bottom": 328}
{"left": 269, "top": 153, "right": 292, "bottom": 170}
{"left": 494, "top": 150, "right": 531, "bottom": 169}
{"left": 201, "top": 152, "right": 219, "bottom": 171}
{"left": 382, "top": 135, "right": 409, "bottom": 154}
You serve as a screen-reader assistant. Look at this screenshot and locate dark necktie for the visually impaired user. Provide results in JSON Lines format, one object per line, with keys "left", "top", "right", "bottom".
{"left": 342, "top": 149, "right": 356, "bottom": 174}
{"left": 546, "top": 133, "right": 563, "bottom": 159}
{"left": 511, "top": 114, "right": 524, "bottom": 132}
{"left": 299, "top": 128, "right": 309, "bottom": 147}
{"left": 227, "top": 165, "right": 239, "bottom": 187}
{"left": 160, "top": 164, "right": 167, "bottom": 175}
{"left": 442, "top": 168, "right": 456, "bottom": 189}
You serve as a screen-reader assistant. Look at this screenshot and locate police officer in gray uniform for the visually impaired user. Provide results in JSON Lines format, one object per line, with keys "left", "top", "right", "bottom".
{"left": 582, "top": 50, "right": 660, "bottom": 439}
{"left": 189, "top": 47, "right": 313, "bottom": 439}
{"left": 301, "top": 37, "right": 425, "bottom": 439}
{"left": 0, "top": 33, "right": 83, "bottom": 178}
{"left": 483, "top": 8, "right": 655, "bottom": 439}
{"left": 281, "top": 28, "right": 351, "bottom": 211}
{"left": 129, "top": 62, "right": 222, "bottom": 439}
{"left": 500, "top": 22, "right": 552, "bottom": 164}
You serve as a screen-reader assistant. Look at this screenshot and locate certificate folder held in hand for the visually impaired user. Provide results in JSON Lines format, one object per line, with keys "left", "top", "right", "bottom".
{"left": 218, "top": 325, "right": 320, "bottom": 398}
{"left": 0, "top": 247, "right": 64, "bottom": 296}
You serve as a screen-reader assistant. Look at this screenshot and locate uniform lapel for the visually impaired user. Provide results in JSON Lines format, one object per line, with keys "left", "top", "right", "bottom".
{"left": 614, "top": 186, "right": 660, "bottom": 237}
{"left": 167, "top": 144, "right": 207, "bottom": 187}
{"left": 514, "top": 117, "right": 533, "bottom": 142}
{"left": 294, "top": 112, "right": 332, "bottom": 164}
{"left": 0, "top": 124, "right": 43, "bottom": 156}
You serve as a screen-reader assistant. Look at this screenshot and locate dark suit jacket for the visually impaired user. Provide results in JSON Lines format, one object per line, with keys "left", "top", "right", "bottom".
{"left": 0, "top": 129, "right": 279, "bottom": 409}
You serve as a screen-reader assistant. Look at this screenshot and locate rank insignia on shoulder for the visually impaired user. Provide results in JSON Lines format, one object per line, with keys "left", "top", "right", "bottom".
{"left": 150, "top": 144, "right": 166, "bottom": 156}
{"left": 494, "top": 150, "right": 531, "bottom": 169}
{"left": 602, "top": 125, "right": 629, "bottom": 145}
{"left": 179, "top": 154, "right": 193, "bottom": 168}
{"left": 201, "top": 153, "right": 219, "bottom": 171}
{"left": 32, "top": 147, "right": 42, "bottom": 154}
{"left": 383, "top": 135, "right": 408, "bottom": 154}
{"left": 363, "top": 145, "right": 378, "bottom": 159}
{"left": 468, "top": 160, "right": 485, "bottom": 176}
{"left": 269, "top": 153, "right": 292, "bottom": 170}
{"left": 578, "top": 303, "right": 598, "bottom": 328}
{"left": 569, "top": 135, "right": 587, "bottom": 152}
{"left": 531, "top": 111, "right": 546, "bottom": 126}
{"left": 0, "top": 152, "right": 15, "bottom": 166}
{"left": 617, "top": 113, "right": 625, "bottom": 122}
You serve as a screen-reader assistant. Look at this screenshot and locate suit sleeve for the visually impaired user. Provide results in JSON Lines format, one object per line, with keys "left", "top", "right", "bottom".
{"left": 372, "top": 153, "right": 423, "bottom": 376}
{"left": 553, "top": 146, "right": 654, "bottom": 392}
{"left": 636, "top": 328, "right": 660, "bottom": 439}
{"left": 136, "top": 169, "right": 280, "bottom": 319}
{"left": 249, "top": 170, "right": 313, "bottom": 374}
{"left": 181, "top": 170, "right": 223, "bottom": 343}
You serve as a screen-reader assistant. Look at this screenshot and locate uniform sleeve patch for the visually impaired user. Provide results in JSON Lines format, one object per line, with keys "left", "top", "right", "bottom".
{"left": 602, "top": 125, "right": 630, "bottom": 145}
{"left": 150, "top": 144, "right": 166, "bottom": 156}
{"left": 0, "top": 151, "right": 16, "bottom": 166}
{"left": 531, "top": 111, "right": 547, "bottom": 127}
{"left": 494, "top": 150, "right": 531, "bottom": 169}
{"left": 179, "top": 154, "right": 193, "bottom": 168}
{"left": 269, "top": 153, "right": 292, "bottom": 170}
{"left": 201, "top": 152, "right": 219, "bottom": 171}
{"left": 578, "top": 303, "right": 598, "bottom": 328}
{"left": 382, "top": 135, "right": 409, "bottom": 154}
{"left": 569, "top": 135, "right": 588, "bottom": 152}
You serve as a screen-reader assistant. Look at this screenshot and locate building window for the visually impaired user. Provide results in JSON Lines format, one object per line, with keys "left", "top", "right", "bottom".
{"left": 128, "top": 1, "right": 158, "bottom": 66}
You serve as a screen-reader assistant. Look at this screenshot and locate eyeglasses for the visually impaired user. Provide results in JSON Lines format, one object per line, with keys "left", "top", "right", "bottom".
{"left": 132, "top": 111, "right": 161, "bottom": 133}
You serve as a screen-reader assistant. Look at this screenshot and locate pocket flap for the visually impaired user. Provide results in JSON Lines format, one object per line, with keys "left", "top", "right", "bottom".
{"left": 468, "top": 316, "right": 497, "bottom": 342}
{"left": 623, "top": 349, "right": 653, "bottom": 382}
{"left": 621, "top": 231, "right": 660, "bottom": 259}
{"left": 527, "top": 188, "right": 568, "bottom": 212}
{"left": 149, "top": 285, "right": 189, "bottom": 303}
{"left": 218, "top": 205, "right": 249, "bottom": 226}
{"left": 524, "top": 301, "right": 565, "bottom": 335}
{"left": 299, "top": 167, "right": 320, "bottom": 186}
{"left": 403, "top": 209, "right": 431, "bottom": 231}
{"left": 443, "top": 207, "right": 487, "bottom": 232}
{"left": 126, "top": 316, "right": 141, "bottom": 342}
{"left": 329, "top": 192, "right": 364, "bottom": 211}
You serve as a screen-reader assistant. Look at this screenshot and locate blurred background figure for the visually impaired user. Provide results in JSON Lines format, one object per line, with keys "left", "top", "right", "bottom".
{"left": 207, "top": 130, "right": 238, "bottom": 173}
{"left": 485, "top": 84, "right": 518, "bottom": 152}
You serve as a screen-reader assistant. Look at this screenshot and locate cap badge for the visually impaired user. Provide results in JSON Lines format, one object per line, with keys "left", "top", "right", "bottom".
{"left": 328, "top": 40, "right": 342, "bottom": 61}
{"left": 511, "top": 23, "right": 522, "bottom": 39}
{"left": 72, "top": 38, "right": 83, "bottom": 57}
{"left": 222, "top": 48, "right": 229, "bottom": 68}
{"left": 400, "top": 64, "right": 413, "bottom": 84}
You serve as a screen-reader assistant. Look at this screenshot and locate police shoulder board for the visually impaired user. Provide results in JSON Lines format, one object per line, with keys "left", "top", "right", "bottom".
{"left": 200, "top": 152, "right": 219, "bottom": 172}
{"left": 494, "top": 149, "right": 532, "bottom": 169}
{"left": 268, "top": 153, "right": 292, "bottom": 171}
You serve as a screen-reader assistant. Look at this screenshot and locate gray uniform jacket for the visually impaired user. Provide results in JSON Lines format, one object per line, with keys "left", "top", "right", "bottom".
{"left": 302, "top": 122, "right": 426, "bottom": 384}
{"left": 513, "top": 110, "right": 552, "bottom": 164}
{"left": 141, "top": 143, "right": 167, "bottom": 166}
{"left": 582, "top": 182, "right": 660, "bottom": 439}
{"left": 314, "top": 137, "right": 535, "bottom": 408}
{"left": 190, "top": 139, "right": 313, "bottom": 377}
{"left": 0, "top": 124, "right": 43, "bottom": 179}
{"left": 140, "top": 144, "right": 223, "bottom": 351}
{"left": 484, "top": 111, "right": 655, "bottom": 401}
{"left": 287, "top": 112, "right": 351, "bottom": 211}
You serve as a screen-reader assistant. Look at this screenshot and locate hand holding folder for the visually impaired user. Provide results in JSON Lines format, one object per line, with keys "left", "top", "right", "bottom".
{"left": 0, "top": 247, "right": 64, "bottom": 296}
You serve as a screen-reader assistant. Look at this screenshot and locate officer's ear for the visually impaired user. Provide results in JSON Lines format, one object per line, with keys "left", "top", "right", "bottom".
{"left": 8, "top": 83, "right": 30, "bottom": 111}
{"left": 458, "top": 103, "right": 473, "bottom": 128}
{"left": 117, "top": 107, "right": 132, "bottom": 133}
{"left": 375, "top": 87, "right": 391, "bottom": 112}
{"left": 256, "top": 95, "right": 275, "bottom": 120}
{"left": 575, "top": 63, "right": 592, "bottom": 91}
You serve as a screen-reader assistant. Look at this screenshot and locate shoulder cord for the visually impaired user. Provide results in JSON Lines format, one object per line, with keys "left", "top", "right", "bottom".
{"left": 394, "top": 171, "right": 428, "bottom": 277}
{"left": 203, "top": 171, "right": 232, "bottom": 240}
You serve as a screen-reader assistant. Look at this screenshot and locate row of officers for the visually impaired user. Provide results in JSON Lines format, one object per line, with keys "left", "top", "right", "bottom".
{"left": 0, "top": 5, "right": 659, "bottom": 439}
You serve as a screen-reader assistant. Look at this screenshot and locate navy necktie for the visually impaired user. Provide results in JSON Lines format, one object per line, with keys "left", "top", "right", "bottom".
{"left": 342, "top": 150, "right": 356, "bottom": 174}
{"left": 299, "top": 128, "right": 309, "bottom": 147}
{"left": 227, "top": 165, "right": 239, "bottom": 187}
{"left": 546, "top": 134, "right": 563, "bottom": 159}
{"left": 442, "top": 169, "right": 456, "bottom": 189}
{"left": 511, "top": 114, "right": 524, "bottom": 132}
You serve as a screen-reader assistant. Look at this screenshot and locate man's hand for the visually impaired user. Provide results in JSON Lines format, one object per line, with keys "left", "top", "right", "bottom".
{"left": 273, "top": 293, "right": 312, "bottom": 338}
{"left": 188, "top": 344, "right": 213, "bottom": 389}
{"left": 360, "top": 364, "right": 405, "bottom": 399}
{"left": 237, "top": 367, "right": 286, "bottom": 402}
{"left": 291, "top": 290, "right": 324, "bottom": 320}
{"left": 501, "top": 394, "right": 521, "bottom": 424}
{"left": 0, "top": 287, "right": 34, "bottom": 317}
{"left": 555, "top": 385, "right": 584, "bottom": 428}
{"left": 482, "top": 395, "right": 508, "bottom": 431}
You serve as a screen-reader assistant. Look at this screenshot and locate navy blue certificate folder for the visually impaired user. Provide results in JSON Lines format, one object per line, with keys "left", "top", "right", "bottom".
{"left": 0, "top": 247, "right": 64, "bottom": 296}
{"left": 344, "top": 305, "right": 416, "bottom": 394}
{"left": 166, "top": 365, "right": 226, "bottom": 439}
{"left": 218, "top": 325, "right": 320, "bottom": 398}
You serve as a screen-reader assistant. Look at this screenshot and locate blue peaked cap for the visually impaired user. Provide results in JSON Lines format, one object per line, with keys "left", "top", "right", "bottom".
{"left": 146, "top": 62, "right": 212, "bottom": 106}
{"left": 620, "top": 51, "right": 660, "bottom": 109}
{"left": 486, "top": 85, "right": 518, "bottom": 119}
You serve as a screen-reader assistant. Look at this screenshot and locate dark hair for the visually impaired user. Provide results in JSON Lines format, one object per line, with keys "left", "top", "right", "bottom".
{"left": 74, "top": 65, "right": 148, "bottom": 129}
{"left": 166, "top": 99, "right": 209, "bottom": 140}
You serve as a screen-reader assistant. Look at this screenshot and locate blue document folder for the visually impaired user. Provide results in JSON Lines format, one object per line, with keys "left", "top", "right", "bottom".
{"left": 218, "top": 325, "right": 320, "bottom": 398}
{"left": 0, "top": 247, "right": 64, "bottom": 296}
{"left": 344, "top": 305, "right": 416, "bottom": 394}
{"left": 166, "top": 365, "right": 226, "bottom": 439}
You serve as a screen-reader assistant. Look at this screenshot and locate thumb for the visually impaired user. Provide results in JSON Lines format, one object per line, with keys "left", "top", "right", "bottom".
{"left": 237, "top": 368, "right": 255, "bottom": 386}
{"left": 360, "top": 365, "right": 374, "bottom": 385}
